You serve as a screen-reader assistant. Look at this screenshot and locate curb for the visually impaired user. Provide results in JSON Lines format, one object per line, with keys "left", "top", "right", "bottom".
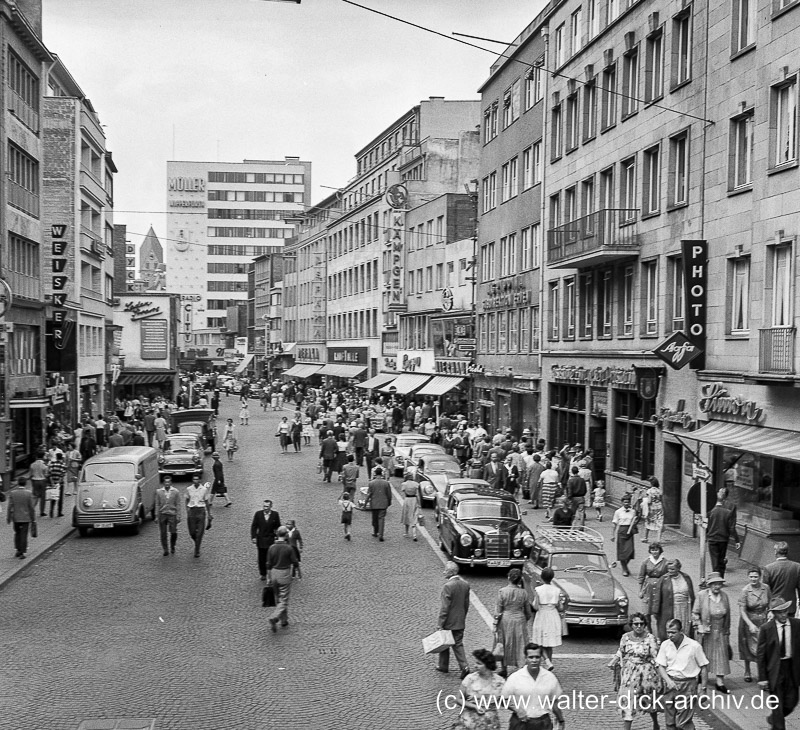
{"left": 0, "top": 526, "right": 76, "bottom": 591}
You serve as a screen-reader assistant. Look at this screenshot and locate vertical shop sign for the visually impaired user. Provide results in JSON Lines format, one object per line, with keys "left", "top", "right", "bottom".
{"left": 681, "top": 239, "right": 707, "bottom": 370}
{"left": 51, "top": 225, "right": 68, "bottom": 351}
{"left": 384, "top": 184, "right": 408, "bottom": 313}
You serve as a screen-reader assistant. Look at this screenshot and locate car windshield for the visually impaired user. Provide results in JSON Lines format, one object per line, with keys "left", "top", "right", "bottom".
{"left": 165, "top": 437, "right": 197, "bottom": 452}
{"left": 425, "top": 461, "right": 460, "bottom": 474}
{"left": 457, "top": 500, "right": 519, "bottom": 521}
{"left": 82, "top": 463, "right": 136, "bottom": 482}
{"left": 550, "top": 552, "right": 609, "bottom": 571}
{"left": 396, "top": 436, "right": 428, "bottom": 448}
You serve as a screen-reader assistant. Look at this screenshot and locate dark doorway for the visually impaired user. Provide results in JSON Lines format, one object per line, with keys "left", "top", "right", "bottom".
{"left": 663, "top": 441, "right": 683, "bottom": 525}
{"left": 589, "top": 425, "right": 607, "bottom": 480}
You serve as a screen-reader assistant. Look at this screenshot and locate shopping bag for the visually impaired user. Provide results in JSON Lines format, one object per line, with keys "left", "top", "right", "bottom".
{"left": 417, "top": 514, "right": 425, "bottom": 527}
{"left": 422, "top": 629, "right": 455, "bottom": 654}
{"left": 262, "top": 583, "right": 276, "bottom": 607}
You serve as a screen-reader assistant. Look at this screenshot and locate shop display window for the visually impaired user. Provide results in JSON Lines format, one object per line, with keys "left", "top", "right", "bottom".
{"left": 549, "top": 384, "right": 586, "bottom": 447}
{"left": 613, "top": 391, "right": 656, "bottom": 478}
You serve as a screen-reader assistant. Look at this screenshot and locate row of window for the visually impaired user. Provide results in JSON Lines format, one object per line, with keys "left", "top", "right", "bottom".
{"left": 326, "top": 309, "right": 380, "bottom": 340}
{"left": 407, "top": 215, "right": 446, "bottom": 250}
{"left": 483, "top": 61, "right": 545, "bottom": 143}
{"left": 10, "top": 326, "right": 39, "bottom": 376}
{"left": 207, "top": 317, "right": 226, "bottom": 328}
{"left": 327, "top": 259, "right": 380, "bottom": 300}
{"left": 6, "top": 234, "right": 39, "bottom": 300}
{"left": 480, "top": 225, "right": 542, "bottom": 281}
{"left": 207, "top": 281, "right": 249, "bottom": 292}
{"left": 207, "top": 227, "right": 293, "bottom": 239}
{"left": 477, "top": 306, "right": 542, "bottom": 354}
{"left": 78, "top": 325, "right": 104, "bottom": 358}
{"left": 328, "top": 212, "right": 381, "bottom": 258}
{"left": 207, "top": 245, "right": 271, "bottom": 257}
{"left": 356, "top": 121, "right": 417, "bottom": 175}
{"left": 207, "top": 190, "right": 303, "bottom": 203}
{"left": 482, "top": 143, "right": 542, "bottom": 212}
{"left": 207, "top": 263, "right": 251, "bottom": 274}
{"left": 207, "top": 208, "right": 292, "bottom": 221}
{"left": 208, "top": 172, "right": 304, "bottom": 185}
{"left": 207, "top": 299, "right": 240, "bottom": 310}
{"left": 407, "top": 259, "right": 471, "bottom": 294}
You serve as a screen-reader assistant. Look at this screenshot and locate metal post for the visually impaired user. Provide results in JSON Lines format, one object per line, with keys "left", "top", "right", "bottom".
{"left": 699, "top": 445, "right": 709, "bottom": 583}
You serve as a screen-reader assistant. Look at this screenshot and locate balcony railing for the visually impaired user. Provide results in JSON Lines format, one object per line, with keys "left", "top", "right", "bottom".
{"left": 8, "top": 91, "right": 39, "bottom": 132}
{"left": 8, "top": 181, "right": 39, "bottom": 218}
{"left": 547, "top": 208, "right": 640, "bottom": 268}
{"left": 759, "top": 327, "right": 795, "bottom": 374}
{"left": 6, "top": 271, "right": 40, "bottom": 301}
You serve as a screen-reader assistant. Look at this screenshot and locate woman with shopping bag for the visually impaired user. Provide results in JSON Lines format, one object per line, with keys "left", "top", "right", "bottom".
{"left": 494, "top": 568, "right": 531, "bottom": 677}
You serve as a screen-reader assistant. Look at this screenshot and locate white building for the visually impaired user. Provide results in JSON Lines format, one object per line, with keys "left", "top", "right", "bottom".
{"left": 165, "top": 157, "right": 310, "bottom": 352}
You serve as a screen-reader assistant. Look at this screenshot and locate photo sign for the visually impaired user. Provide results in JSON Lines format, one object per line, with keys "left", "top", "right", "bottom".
{"left": 681, "top": 239, "right": 707, "bottom": 370}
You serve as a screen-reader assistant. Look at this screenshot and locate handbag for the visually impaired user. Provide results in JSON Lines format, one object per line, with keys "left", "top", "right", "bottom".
{"left": 262, "top": 583, "right": 276, "bottom": 607}
{"left": 423, "top": 629, "right": 455, "bottom": 654}
{"left": 492, "top": 629, "right": 505, "bottom": 658}
{"left": 45, "top": 487, "right": 60, "bottom": 501}
{"left": 418, "top": 514, "right": 425, "bottom": 527}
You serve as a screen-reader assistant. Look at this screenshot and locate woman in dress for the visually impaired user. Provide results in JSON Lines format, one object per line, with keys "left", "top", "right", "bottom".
{"left": 221, "top": 418, "right": 237, "bottom": 462}
{"left": 270, "top": 390, "right": 279, "bottom": 411}
{"left": 638, "top": 542, "right": 669, "bottom": 635}
{"left": 334, "top": 433, "right": 349, "bottom": 475}
{"left": 302, "top": 415, "right": 314, "bottom": 446}
{"left": 453, "top": 648, "right": 506, "bottom": 730}
{"left": 276, "top": 416, "right": 291, "bottom": 454}
{"left": 611, "top": 495, "right": 638, "bottom": 576}
{"left": 123, "top": 400, "right": 134, "bottom": 421}
{"left": 692, "top": 572, "right": 731, "bottom": 693}
{"left": 652, "top": 558, "right": 695, "bottom": 641}
{"left": 641, "top": 477, "right": 665, "bottom": 544}
{"left": 495, "top": 568, "right": 532, "bottom": 676}
{"left": 239, "top": 401, "right": 249, "bottom": 426}
{"left": 154, "top": 411, "right": 168, "bottom": 450}
{"left": 530, "top": 567, "right": 565, "bottom": 670}
{"left": 738, "top": 567, "right": 771, "bottom": 682}
{"left": 380, "top": 437, "right": 396, "bottom": 477}
{"left": 399, "top": 476, "right": 421, "bottom": 541}
{"left": 209, "top": 452, "right": 231, "bottom": 506}
{"left": 608, "top": 612, "right": 662, "bottom": 730}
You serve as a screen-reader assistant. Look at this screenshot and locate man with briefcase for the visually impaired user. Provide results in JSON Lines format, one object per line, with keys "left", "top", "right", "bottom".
{"left": 437, "top": 561, "right": 471, "bottom": 678}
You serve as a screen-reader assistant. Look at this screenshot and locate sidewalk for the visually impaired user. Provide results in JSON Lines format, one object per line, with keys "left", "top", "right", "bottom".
{"left": 519, "top": 501, "right": 793, "bottom": 730}
{"left": 0, "top": 493, "right": 76, "bottom": 588}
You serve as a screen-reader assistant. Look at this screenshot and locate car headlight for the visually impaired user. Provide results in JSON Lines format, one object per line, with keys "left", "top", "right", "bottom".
{"left": 193, "top": 455, "right": 202, "bottom": 464}
{"left": 513, "top": 549, "right": 522, "bottom": 557}
{"left": 82, "top": 497, "right": 93, "bottom": 508}
{"left": 422, "top": 484, "right": 434, "bottom": 495}
{"left": 117, "top": 496, "right": 128, "bottom": 508}
{"left": 616, "top": 596, "right": 629, "bottom": 607}
{"left": 459, "top": 533, "right": 473, "bottom": 547}
{"left": 158, "top": 456, "right": 165, "bottom": 464}
{"left": 473, "top": 548, "right": 483, "bottom": 556}
{"left": 523, "top": 535, "right": 535, "bottom": 548}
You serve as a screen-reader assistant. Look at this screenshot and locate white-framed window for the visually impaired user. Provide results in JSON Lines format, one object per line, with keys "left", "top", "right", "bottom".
{"left": 534, "top": 59, "right": 545, "bottom": 102}
{"left": 501, "top": 162, "right": 510, "bottom": 203}
{"left": 436, "top": 263, "right": 444, "bottom": 289}
{"left": 498, "top": 310, "right": 507, "bottom": 351}
{"left": 564, "top": 186, "right": 577, "bottom": 224}
{"left": 730, "top": 256, "right": 750, "bottom": 333}
{"left": 566, "top": 92, "right": 580, "bottom": 151}
{"left": 772, "top": 243, "right": 793, "bottom": 326}
{"left": 482, "top": 176, "right": 491, "bottom": 213}
{"left": 580, "top": 273, "right": 593, "bottom": 337}
{"left": 436, "top": 215, "right": 444, "bottom": 243}
{"left": 601, "top": 64, "right": 617, "bottom": 130}
{"left": 621, "top": 265, "right": 635, "bottom": 336}
{"left": 478, "top": 313, "right": 487, "bottom": 353}
{"left": 508, "top": 308, "right": 518, "bottom": 352}
{"left": 598, "top": 269, "right": 613, "bottom": 337}
{"left": 622, "top": 47, "right": 639, "bottom": 118}
{"left": 522, "top": 146, "right": 533, "bottom": 189}
{"left": 500, "top": 234, "right": 518, "bottom": 277}
{"left": 620, "top": 157, "right": 637, "bottom": 220}
{"left": 555, "top": 23, "right": 565, "bottom": 66}
{"left": 772, "top": 78, "right": 798, "bottom": 168}
{"left": 571, "top": 8, "right": 583, "bottom": 54}
{"left": 564, "top": 277, "right": 576, "bottom": 339}
{"left": 732, "top": 0, "right": 756, "bottom": 54}
{"left": 669, "top": 256, "right": 685, "bottom": 332}
{"left": 489, "top": 171, "right": 497, "bottom": 209}
{"left": 524, "top": 71, "right": 534, "bottom": 110}
{"left": 533, "top": 141, "right": 542, "bottom": 184}
{"left": 549, "top": 281, "right": 560, "bottom": 340}
{"left": 588, "top": 0, "right": 600, "bottom": 37}
{"left": 645, "top": 28, "right": 664, "bottom": 102}
{"left": 552, "top": 105, "right": 563, "bottom": 159}
{"left": 521, "top": 226, "right": 532, "bottom": 270}
{"left": 642, "top": 259, "right": 658, "bottom": 335}
{"left": 531, "top": 223, "right": 542, "bottom": 268}
{"left": 581, "top": 176, "right": 595, "bottom": 220}
{"left": 487, "top": 312, "right": 497, "bottom": 353}
{"left": 642, "top": 145, "right": 661, "bottom": 215}
{"left": 730, "top": 111, "right": 754, "bottom": 189}
{"left": 583, "top": 81, "right": 597, "bottom": 141}
{"left": 608, "top": 0, "right": 620, "bottom": 23}
{"left": 669, "top": 131, "right": 690, "bottom": 206}
{"left": 519, "top": 307, "right": 530, "bottom": 353}
{"left": 509, "top": 157, "right": 519, "bottom": 198}
{"left": 672, "top": 8, "right": 692, "bottom": 87}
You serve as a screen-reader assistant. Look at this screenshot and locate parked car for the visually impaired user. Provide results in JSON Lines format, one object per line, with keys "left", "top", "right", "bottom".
{"left": 158, "top": 434, "right": 204, "bottom": 478}
{"left": 522, "top": 525, "right": 629, "bottom": 631}
{"left": 402, "top": 443, "right": 446, "bottom": 478}
{"left": 415, "top": 454, "right": 463, "bottom": 506}
{"left": 392, "top": 433, "right": 430, "bottom": 475}
{"left": 170, "top": 408, "right": 215, "bottom": 452}
{"left": 432, "top": 477, "right": 491, "bottom": 522}
{"left": 437, "top": 486, "right": 535, "bottom": 568}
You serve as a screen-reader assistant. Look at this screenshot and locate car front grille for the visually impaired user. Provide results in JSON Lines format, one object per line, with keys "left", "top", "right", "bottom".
{"left": 77, "top": 509, "right": 133, "bottom": 524}
{"left": 567, "top": 601, "right": 620, "bottom": 615}
{"left": 161, "top": 463, "right": 199, "bottom": 471}
{"left": 484, "top": 533, "right": 510, "bottom": 559}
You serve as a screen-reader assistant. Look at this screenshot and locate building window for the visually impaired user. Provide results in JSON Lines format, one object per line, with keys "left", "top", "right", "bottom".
{"left": 668, "top": 257, "right": 685, "bottom": 332}
{"left": 571, "top": 9, "right": 583, "bottom": 54}
{"left": 730, "top": 256, "right": 750, "bottom": 333}
{"left": 732, "top": 0, "right": 756, "bottom": 54}
{"left": 498, "top": 311, "right": 508, "bottom": 351}
{"left": 500, "top": 235, "right": 515, "bottom": 277}
{"left": 8, "top": 50, "right": 39, "bottom": 131}
{"left": 642, "top": 260, "right": 658, "bottom": 335}
{"left": 532, "top": 223, "right": 542, "bottom": 268}
{"left": 7, "top": 142, "right": 40, "bottom": 217}
{"left": 601, "top": 63, "right": 617, "bottom": 130}
{"left": 533, "top": 141, "right": 542, "bottom": 184}
{"left": 481, "top": 242, "right": 496, "bottom": 282}
{"left": 579, "top": 273, "right": 593, "bottom": 338}
{"left": 550, "top": 193, "right": 561, "bottom": 229}
{"left": 508, "top": 310, "right": 518, "bottom": 352}
{"left": 771, "top": 78, "right": 798, "bottom": 168}
{"left": 524, "top": 71, "right": 535, "bottom": 110}
{"left": 672, "top": 8, "right": 692, "bottom": 87}
{"left": 730, "top": 111, "right": 754, "bottom": 189}
{"left": 620, "top": 265, "right": 634, "bottom": 336}
{"left": 551, "top": 104, "right": 563, "bottom": 160}
{"left": 478, "top": 313, "right": 487, "bottom": 352}
{"left": 532, "top": 305, "right": 541, "bottom": 349}
{"left": 501, "top": 163, "right": 510, "bottom": 203}
{"left": 6, "top": 233, "right": 40, "bottom": 301}
{"left": 489, "top": 172, "right": 497, "bottom": 209}
{"left": 425, "top": 266, "right": 433, "bottom": 291}
{"left": 597, "top": 270, "right": 614, "bottom": 337}
{"left": 535, "top": 60, "right": 545, "bottom": 103}
{"left": 555, "top": 23, "right": 565, "bottom": 66}
{"left": 615, "top": 392, "right": 656, "bottom": 478}
{"left": 645, "top": 28, "right": 664, "bottom": 102}
{"left": 622, "top": 47, "right": 639, "bottom": 118}
{"left": 620, "top": 157, "right": 637, "bottom": 221}
{"left": 522, "top": 147, "right": 533, "bottom": 189}
{"left": 564, "top": 277, "right": 576, "bottom": 339}
{"left": 550, "top": 384, "right": 587, "bottom": 450}
{"left": 549, "top": 281, "right": 560, "bottom": 340}
{"left": 482, "top": 176, "right": 491, "bottom": 213}
{"left": 565, "top": 92, "right": 580, "bottom": 152}
{"left": 771, "top": 244, "right": 793, "bottom": 326}
{"left": 668, "top": 131, "right": 690, "bottom": 207}
{"left": 583, "top": 81, "right": 597, "bottom": 141}
{"left": 607, "top": 0, "right": 620, "bottom": 23}
{"left": 487, "top": 312, "right": 497, "bottom": 353}
{"left": 509, "top": 157, "right": 519, "bottom": 198}
{"left": 10, "top": 325, "right": 40, "bottom": 375}
{"left": 588, "top": 0, "right": 600, "bottom": 37}
{"left": 581, "top": 176, "right": 595, "bottom": 222}
{"left": 642, "top": 145, "right": 661, "bottom": 215}
{"left": 521, "top": 227, "right": 532, "bottom": 270}
{"left": 564, "top": 186, "right": 577, "bottom": 226}
{"left": 520, "top": 308, "right": 530, "bottom": 353}
{"left": 436, "top": 263, "right": 444, "bottom": 289}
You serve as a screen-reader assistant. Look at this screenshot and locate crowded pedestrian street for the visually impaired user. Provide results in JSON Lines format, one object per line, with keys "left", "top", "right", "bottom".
{"left": 0, "top": 396, "right": 745, "bottom": 730}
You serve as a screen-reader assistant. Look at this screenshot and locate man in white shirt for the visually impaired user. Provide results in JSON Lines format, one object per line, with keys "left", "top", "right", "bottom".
{"left": 656, "top": 618, "right": 708, "bottom": 730}
{"left": 501, "top": 643, "right": 565, "bottom": 730}
{"left": 185, "top": 474, "right": 212, "bottom": 558}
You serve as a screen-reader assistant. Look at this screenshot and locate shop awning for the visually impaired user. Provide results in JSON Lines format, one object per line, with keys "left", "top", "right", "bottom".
{"left": 416, "top": 376, "right": 465, "bottom": 396}
{"left": 234, "top": 354, "right": 254, "bottom": 374}
{"left": 9, "top": 397, "right": 50, "bottom": 410}
{"left": 378, "top": 373, "right": 432, "bottom": 394}
{"left": 283, "top": 363, "right": 323, "bottom": 378}
{"left": 690, "top": 420, "right": 800, "bottom": 463}
{"left": 317, "top": 363, "right": 368, "bottom": 378}
{"left": 356, "top": 373, "right": 398, "bottom": 390}
{"left": 116, "top": 371, "right": 176, "bottom": 386}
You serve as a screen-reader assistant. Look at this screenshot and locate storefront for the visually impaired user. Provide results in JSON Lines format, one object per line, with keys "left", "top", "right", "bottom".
{"left": 317, "top": 346, "right": 368, "bottom": 385}
{"left": 282, "top": 344, "right": 326, "bottom": 382}
{"left": 79, "top": 375, "right": 102, "bottom": 417}
{"left": 471, "top": 371, "right": 539, "bottom": 438}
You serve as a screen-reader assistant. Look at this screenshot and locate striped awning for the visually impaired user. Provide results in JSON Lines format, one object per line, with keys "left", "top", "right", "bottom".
{"left": 415, "top": 376, "right": 464, "bottom": 396}
{"left": 378, "top": 373, "right": 432, "bottom": 394}
{"left": 317, "top": 363, "right": 367, "bottom": 378}
{"left": 356, "top": 373, "right": 398, "bottom": 390}
{"left": 690, "top": 420, "right": 800, "bottom": 463}
{"left": 283, "top": 363, "right": 323, "bottom": 378}
{"left": 234, "top": 354, "right": 255, "bottom": 374}
{"left": 116, "top": 372, "right": 176, "bottom": 386}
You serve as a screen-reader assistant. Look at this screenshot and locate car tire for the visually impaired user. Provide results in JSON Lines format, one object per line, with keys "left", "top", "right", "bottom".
{"left": 78, "top": 526, "right": 90, "bottom": 538}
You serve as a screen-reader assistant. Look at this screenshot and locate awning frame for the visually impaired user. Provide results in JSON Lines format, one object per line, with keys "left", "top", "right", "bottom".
{"left": 378, "top": 373, "right": 433, "bottom": 395}
{"left": 415, "top": 375, "right": 465, "bottom": 397}
{"left": 356, "top": 373, "right": 398, "bottom": 390}
{"left": 682, "top": 419, "right": 800, "bottom": 465}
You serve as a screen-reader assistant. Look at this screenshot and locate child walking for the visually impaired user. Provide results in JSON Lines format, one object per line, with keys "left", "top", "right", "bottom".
{"left": 338, "top": 491, "right": 353, "bottom": 541}
{"left": 302, "top": 415, "right": 313, "bottom": 446}
{"left": 593, "top": 479, "right": 606, "bottom": 521}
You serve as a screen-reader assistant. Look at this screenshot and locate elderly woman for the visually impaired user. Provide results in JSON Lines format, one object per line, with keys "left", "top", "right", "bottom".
{"left": 692, "top": 571, "right": 732, "bottom": 693}
{"left": 611, "top": 494, "right": 638, "bottom": 576}
{"left": 608, "top": 611, "right": 662, "bottom": 730}
{"left": 641, "top": 476, "right": 665, "bottom": 544}
{"left": 738, "top": 567, "right": 771, "bottom": 682}
{"left": 652, "top": 558, "right": 695, "bottom": 641}
{"left": 638, "top": 542, "right": 669, "bottom": 634}
{"left": 453, "top": 648, "right": 506, "bottom": 730}
{"left": 494, "top": 569, "right": 532, "bottom": 676}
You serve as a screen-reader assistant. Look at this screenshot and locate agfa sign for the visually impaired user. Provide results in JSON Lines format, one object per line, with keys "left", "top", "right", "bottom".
{"left": 653, "top": 331, "right": 703, "bottom": 370}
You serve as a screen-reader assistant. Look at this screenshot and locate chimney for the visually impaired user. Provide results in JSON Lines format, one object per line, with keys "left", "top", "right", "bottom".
{"left": 15, "top": 0, "right": 43, "bottom": 37}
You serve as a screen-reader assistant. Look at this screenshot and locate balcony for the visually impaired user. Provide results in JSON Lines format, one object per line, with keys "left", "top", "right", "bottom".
{"left": 547, "top": 209, "right": 640, "bottom": 269}
{"left": 80, "top": 229, "right": 105, "bottom": 259}
{"left": 759, "top": 327, "right": 795, "bottom": 374}
{"left": 8, "top": 181, "right": 39, "bottom": 218}
{"left": 8, "top": 91, "right": 39, "bottom": 132}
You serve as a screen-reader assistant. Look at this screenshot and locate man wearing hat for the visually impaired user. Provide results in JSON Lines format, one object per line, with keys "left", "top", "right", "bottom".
{"left": 758, "top": 596, "right": 800, "bottom": 730}
{"left": 209, "top": 452, "right": 231, "bottom": 506}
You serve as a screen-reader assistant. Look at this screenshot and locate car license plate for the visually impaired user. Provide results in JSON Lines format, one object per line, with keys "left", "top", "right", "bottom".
{"left": 93, "top": 523, "right": 113, "bottom": 529}
{"left": 487, "top": 559, "right": 511, "bottom": 567}
{"left": 580, "top": 617, "right": 606, "bottom": 626}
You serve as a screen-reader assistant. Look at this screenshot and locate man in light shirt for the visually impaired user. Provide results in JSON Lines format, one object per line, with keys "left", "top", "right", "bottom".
{"left": 656, "top": 618, "right": 708, "bottom": 730}
{"left": 501, "top": 643, "right": 566, "bottom": 730}
{"left": 185, "top": 474, "right": 212, "bottom": 558}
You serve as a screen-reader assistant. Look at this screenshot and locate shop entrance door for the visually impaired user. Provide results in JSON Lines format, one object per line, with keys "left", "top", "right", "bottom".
{"left": 663, "top": 441, "right": 683, "bottom": 525}
{"left": 589, "top": 425, "right": 606, "bottom": 480}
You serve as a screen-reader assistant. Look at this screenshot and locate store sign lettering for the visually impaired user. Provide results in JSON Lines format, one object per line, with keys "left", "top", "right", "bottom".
{"left": 682, "top": 239, "right": 708, "bottom": 370}
{"left": 168, "top": 177, "right": 205, "bottom": 192}
{"left": 385, "top": 210, "right": 405, "bottom": 311}
{"left": 651, "top": 406, "right": 696, "bottom": 430}
{"left": 401, "top": 354, "right": 422, "bottom": 372}
{"left": 298, "top": 347, "right": 322, "bottom": 361}
{"left": 123, "top": 300, "right": 163, "bottom": 321}
{"left": 482, "top": 283, "right": 530, "bottom": 311}
{"left": 551, "top": 364, "right": 636, "bottom": 388}
{"left": 384, "top": 358, "right": 397, "bottom": 370}
{"left": 435, "top": 359, "right": 482, "bottom": 376}
{"left": 698, "top": 382, "right": 762, "bottom": 423}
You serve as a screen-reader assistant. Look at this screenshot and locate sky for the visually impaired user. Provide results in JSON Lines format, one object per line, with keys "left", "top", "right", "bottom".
{"left": 42, "top": 0, "right": 544, "bottom": 253}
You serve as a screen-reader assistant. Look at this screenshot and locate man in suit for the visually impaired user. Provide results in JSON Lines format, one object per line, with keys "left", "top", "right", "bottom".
{"left": 6, "top": 476, "right": 37, "bottom": 559}
{"left": 758, "top": 597, "right": 800, "bottom": 730}
{"left": 352, "top": 422, "right": 368, "bottom": 466}
{"left": 764, "top": 542, "right": 800, "bottom": 616}
{"left": 706, "top": 488, "right": 740, "bottom": 578}
{"left": 482, "top": 452, "right": 501, "bottom": 489}
{"left": 155, "top": 475, "right": 182, "bottom": 556}
{"left": 364, "top": 428, "right": 381, "bottom": 475}
{"left": 437, "top": 561, "right": 470, "bottom": 677}
{"left": 498, "top": 455, "right": 519, "bottom": 496}
{"left": 319, "top": 430, "right": 339, "bottom": 483}
{"left": 365, "top": 466, "right": 392, "bottom": 541}
{"left": 251, "top": 499, "right": 282, "bottom": 580}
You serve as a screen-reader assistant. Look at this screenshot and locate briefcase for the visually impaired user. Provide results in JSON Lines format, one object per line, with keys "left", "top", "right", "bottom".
{"left": 262, "top": 583, "right": 276, "bottom": 607}
{"left": 422, "top": 629, "right": 455, "bottom": 654}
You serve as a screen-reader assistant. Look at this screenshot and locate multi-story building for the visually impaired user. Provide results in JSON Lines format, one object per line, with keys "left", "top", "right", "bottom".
{"left": 165, "top": 157, "right": 310, "bottom": 354}
{"left": 43, "top": 56, "right": 116, "bottom": 421}
{"left": 253, "top": 252, "right": 285, "bottom": 380}
{"left": 475, "top": 21, "right": 547, "bottom": 435}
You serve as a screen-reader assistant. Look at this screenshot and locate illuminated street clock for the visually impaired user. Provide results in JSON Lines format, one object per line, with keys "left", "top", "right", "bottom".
{"left": 384, "top": 184, "right": 408, "bottom": 210}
